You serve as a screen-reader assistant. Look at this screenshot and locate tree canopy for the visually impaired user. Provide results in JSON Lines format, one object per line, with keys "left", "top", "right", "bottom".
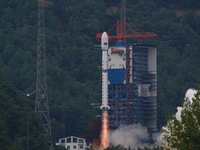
{"left": 1, "top": 0, "right": 200, "bottom": 149}
{"left": 162, "top": 87, "right": 200, "bottom": 150}
{"left": 0, "top": 73, "right": 50, "bottom": 150}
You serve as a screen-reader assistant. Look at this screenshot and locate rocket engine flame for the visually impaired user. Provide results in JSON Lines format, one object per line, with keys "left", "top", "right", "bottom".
{"left": 100, "top": 110, "right": 109, "bottom": 149}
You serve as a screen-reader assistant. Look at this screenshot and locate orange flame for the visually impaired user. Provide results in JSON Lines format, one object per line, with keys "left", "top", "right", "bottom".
{"left": 100, "top": 110, "right": 109, "bottom": 149}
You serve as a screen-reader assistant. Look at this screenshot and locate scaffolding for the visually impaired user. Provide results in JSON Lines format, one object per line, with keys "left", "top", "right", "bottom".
{"left": 125, "top": 47, "right": 133, "bottom": 125}
{"left": 108, "top": 46, "right": 133, "bottom": 128}
{"left": 132, "top": 44, "right": 157, "bottom": 133}
{"left": 108, "top": 44, "right": 157, "bottom": 134}
{"left": 108, "top": 84, "right": 127, "bottom": 127}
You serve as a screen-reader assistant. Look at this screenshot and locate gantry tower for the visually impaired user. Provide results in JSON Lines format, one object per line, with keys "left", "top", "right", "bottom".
{"left": 35, "top": 0, "right": 53, "bottom": 150}
{"left": 96, "top": 0, "right": 157, "bottom": 135}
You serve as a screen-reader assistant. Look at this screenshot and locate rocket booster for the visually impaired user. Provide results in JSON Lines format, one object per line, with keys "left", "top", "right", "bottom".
{"left": 100, "top": 32, "right": 110, "bottom": 110}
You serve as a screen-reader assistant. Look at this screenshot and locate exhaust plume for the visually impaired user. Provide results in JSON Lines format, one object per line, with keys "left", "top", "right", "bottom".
{"left": 100, "top": 110, "right": 109, "bottom": 149}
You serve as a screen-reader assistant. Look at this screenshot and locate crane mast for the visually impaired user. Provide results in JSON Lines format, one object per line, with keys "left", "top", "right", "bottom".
{"left": 35, "top": 0, "right": 53, "bottom": 150}
{"left": 118, "top": 0, "right": 126, "bottom": 38}
{"left": 96, "top": 0, "right": 157, "bottom": 42}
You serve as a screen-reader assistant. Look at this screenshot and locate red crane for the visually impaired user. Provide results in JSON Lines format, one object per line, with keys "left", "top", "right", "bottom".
{"left": 96, "top": 21, "right": 157, "bottom": 42}
{"left": 96, "top": 0, "right": 156, "bottom": 42}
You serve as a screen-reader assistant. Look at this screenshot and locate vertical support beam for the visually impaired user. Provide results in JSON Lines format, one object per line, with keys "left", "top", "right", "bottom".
{"left": 126, "top": 47, "right": 133, "bottom": 125}
{"left": 35, "top": 1, "right": 53, "bottom": 150}
{"left": 117, "top": 0, "right": 126, "bottom": 42}
{"left": 120, "top": 0, "right": 126, "bottom": 23}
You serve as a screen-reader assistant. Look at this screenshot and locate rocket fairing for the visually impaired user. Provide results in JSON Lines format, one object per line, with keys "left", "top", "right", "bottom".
{"left": 100, "top": 32, "right": 110, "bottom": 110}
{"left": 101, "top": 32, "right": 109, "bottom": 50}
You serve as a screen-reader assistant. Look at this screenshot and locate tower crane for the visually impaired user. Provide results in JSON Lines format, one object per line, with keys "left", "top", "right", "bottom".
{"left": 96, "top": 0, "right": 157, "bottom": 42}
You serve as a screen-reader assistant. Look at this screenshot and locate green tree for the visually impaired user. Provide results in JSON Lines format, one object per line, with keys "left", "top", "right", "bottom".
{"left": 2, "top": 0, "right": 200, "bottom": 143}
{"left": 0, "top": 73, "right": 50, "bottom": 150}
{"left": 162, "top": 87, "right": 200, "bottom": 150}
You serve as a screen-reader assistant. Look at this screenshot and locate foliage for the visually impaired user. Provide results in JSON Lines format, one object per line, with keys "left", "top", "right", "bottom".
{"left": 0, "top": 74, "right": 50, "bottom": 150}
{"left": 162, "top": 87, "right": 200, "bottom": 150}
{"left": 1, "top": 0, "right": 200, "bottom": 148}
{"left": 54, "top": 145, "right": 67, "bottom": 150}
{"left": 137, "top": 147, "right": 163, "bottom": 150}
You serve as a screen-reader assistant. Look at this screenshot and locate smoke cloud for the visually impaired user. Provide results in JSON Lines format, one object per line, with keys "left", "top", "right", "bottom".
{"left": 109, "top": 124, "right": 161, "bottom": 149}
{"left": 108, "top": 89, "right": 197, "bottom": 149}
{"left": 175, "top": 88, "right": 197, "bottom": 121}
{"left": 185, "top": 88, "right": 197, "bottom": 103}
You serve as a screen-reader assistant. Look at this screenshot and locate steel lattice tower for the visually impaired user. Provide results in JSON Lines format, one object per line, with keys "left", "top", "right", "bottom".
{"left": 119, "top": 0, "right": 126, "bottom": 34}
{"left": 35, "top": 1, "right": 53, "bottom": 150}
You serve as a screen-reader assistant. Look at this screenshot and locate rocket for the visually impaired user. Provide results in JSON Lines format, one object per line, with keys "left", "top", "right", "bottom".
{"left": 100, "top": 32, "right": 110, "bottom": 110}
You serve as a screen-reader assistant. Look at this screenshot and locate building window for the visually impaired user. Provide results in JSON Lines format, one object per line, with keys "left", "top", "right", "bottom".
{"left": 73, "top": 145, "right": 77, "bottom": 149}
{"left": 67, "top": 138, "right": 71, "bottom": 143}
{"left": 67, "top": 146, "right": 70, "bottom": 150}
{"left": 61, "top": 139, "right": 65, "bottom": 143}
{"left": 73, "top": 137, "right": 77, "bottom": 143}
{"left": 79, "top": 139, "right": 84, "bottom": 143}
{"left": 80, "top": 145, "right": 83, "bottom": 149}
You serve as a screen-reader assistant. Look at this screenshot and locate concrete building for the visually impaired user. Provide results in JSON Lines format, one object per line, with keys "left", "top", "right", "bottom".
{"left": 55, "top": 136, "right": 91, "bottom": 150}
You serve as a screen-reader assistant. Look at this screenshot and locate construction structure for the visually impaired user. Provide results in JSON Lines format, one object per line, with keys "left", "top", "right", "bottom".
{"left": 131, "top": 44, "right": 157, "bottom": 133}
{"left": 96, "top": 0, "right": 157, "bottom": 136}
{"left": 35, "top": 0, "right": 53, "bottom": 149}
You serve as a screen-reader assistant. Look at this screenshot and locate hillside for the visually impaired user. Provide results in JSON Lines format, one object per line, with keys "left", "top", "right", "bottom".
{"left": 0, "top": 74, "right": 50, "bottom": 150}
{"left": 1, "top": 0, "right": 200, "bottom": 148}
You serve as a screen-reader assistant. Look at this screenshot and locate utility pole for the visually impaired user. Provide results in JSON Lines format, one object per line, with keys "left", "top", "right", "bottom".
{"left": 26, "top": 91, "right": 35, "bottom": 150}
{"left": 35, "top": 0, "right": 53, "bottom": 150}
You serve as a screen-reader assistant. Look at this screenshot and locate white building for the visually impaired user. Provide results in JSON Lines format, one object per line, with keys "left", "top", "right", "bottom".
{"left": 55, "top": 136, "right": 91, "bottom": 150}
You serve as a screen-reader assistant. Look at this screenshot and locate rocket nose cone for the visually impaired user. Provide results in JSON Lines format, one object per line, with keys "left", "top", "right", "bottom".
{"left": 101, "top": 32, "right": 109, "bottom": 50}
{"left": 102, "top": 32, "right": 108, "bottom": 39}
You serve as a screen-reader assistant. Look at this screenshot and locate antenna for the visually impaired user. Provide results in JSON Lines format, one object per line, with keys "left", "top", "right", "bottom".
{"left": 35, "top": 1, "right": 53, "bottom": 150}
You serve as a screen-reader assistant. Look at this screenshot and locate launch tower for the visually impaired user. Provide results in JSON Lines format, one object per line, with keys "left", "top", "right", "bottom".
{"left": 97, "top": 0, "right": 157, "bottom": 135}
{"left": 105, "top": 43, "right": 157, "bottom": 133}
{"left": 131, "top": 44, "right": 157, "bottom": 133}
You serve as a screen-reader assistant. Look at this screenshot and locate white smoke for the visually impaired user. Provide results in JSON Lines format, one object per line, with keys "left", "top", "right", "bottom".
{"left": 185, "top": 88, "right": 197, "bottom": 103}
{"left": 162, "top": 88, "right": 197, "bottom": 148}
{"left": 109, "top": 124, "right": 161, "bottom": 149}
{"left": 107, "top": 89, "right": 197, "bottom": 149}
{"left": 175, "top": 107, "right": 182, "bottom": 121}
{"left": 175, "top": 88, "right": 197, "bottom": 121}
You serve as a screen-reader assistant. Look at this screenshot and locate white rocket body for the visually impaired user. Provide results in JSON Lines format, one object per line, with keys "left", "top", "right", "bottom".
{"left": 100, "top": 32, "right": 110, "bottom": 110}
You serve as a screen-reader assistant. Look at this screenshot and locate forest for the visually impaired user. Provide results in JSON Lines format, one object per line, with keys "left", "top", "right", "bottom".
{"left": 1, "top": 0, "right": 200, "bottom": 149}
